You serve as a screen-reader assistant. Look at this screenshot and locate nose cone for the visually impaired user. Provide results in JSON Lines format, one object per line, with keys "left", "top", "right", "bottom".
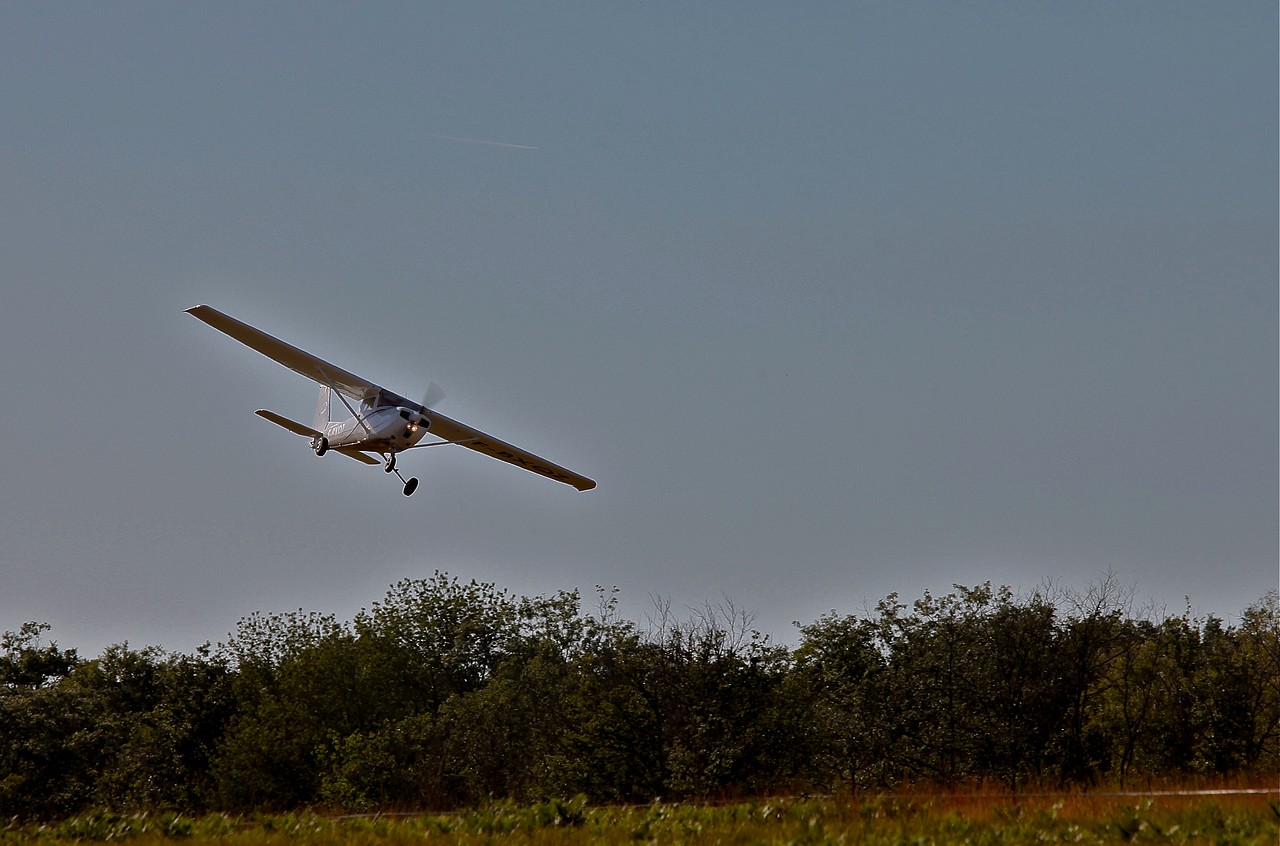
{"left": 396, "top": 407, "right": 430, "bottom": 429}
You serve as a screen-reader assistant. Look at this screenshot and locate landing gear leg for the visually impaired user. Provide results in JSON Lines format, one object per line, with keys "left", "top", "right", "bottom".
{"left": 390, "top": 465, "right": 418, "bottom": 496}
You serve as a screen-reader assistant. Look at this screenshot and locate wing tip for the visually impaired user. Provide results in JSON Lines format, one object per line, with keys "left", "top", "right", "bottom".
{"left": 185, "top": 304, "right": 220, "bottom": 323}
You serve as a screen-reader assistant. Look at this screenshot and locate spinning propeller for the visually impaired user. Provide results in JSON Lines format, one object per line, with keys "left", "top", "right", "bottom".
{"left": 421, "top": 381, "right": 446, "bottom": 413}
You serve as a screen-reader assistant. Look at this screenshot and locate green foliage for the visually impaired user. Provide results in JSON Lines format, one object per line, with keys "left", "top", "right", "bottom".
{"left": 0, "top": 634, "right": 233, "bottom": 819}
{"left": 0, "top": 622, "right": 91, "bottom": 817}
{"left": 315, "top": 713, "right": 438, "bottom": 810}
{"left": 1, "top": 622, "right": 79, "bottom": 689}
{"left": 1, "top": 578, "right": 1277, "bottom": 820}
{"left": 2, "top": 798, "right": 1276, "bottom": 845}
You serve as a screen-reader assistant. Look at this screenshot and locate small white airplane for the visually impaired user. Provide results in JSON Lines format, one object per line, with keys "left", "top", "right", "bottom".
{"left": 186, "top": 305, "right": 596, "bottom": 496}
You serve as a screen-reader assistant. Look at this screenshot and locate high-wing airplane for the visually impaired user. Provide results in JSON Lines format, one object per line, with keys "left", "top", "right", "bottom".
{"left": 186, "top": 305, "right": 596, "bottom": 496}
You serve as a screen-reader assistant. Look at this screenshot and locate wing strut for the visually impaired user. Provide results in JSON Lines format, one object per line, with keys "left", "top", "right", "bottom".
{"left": 329, "top": 381, "right": 374, "bottom": 436}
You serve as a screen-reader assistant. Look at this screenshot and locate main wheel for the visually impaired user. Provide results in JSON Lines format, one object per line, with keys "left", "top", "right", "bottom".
{"left": 315, "top": 437, "right": 329, "bottom": 457}
{"left": 403, "top": 477, "right": 419, "bottom": 496}
{"left": 384, "top": 454, "right": 396, "bottom": 473}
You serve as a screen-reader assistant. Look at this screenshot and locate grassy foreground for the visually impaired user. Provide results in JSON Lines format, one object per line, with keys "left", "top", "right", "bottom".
{"left": 4, "top": 793, "right": 1278, "bottom": 845}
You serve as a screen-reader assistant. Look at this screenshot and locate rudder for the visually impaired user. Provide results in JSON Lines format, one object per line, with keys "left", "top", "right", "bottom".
{"left": 313, "top": 385, "right": 331, "bottom": 431}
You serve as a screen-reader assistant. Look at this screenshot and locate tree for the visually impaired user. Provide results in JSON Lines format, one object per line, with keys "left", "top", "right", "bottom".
{"left": 792, "top": 609, "right": 886, "bottom": 793}
{"left": 210, "top": 610, "right": 350, "bottom": 809}
{"left": 1053, "top": 575, "right": 1133, "bottom": 783}
{"left": 1196, "top": 592, "right": 1280, "bottom": 774}
{"left": 0, "top": 623, "right": 93, "bottom": 818}
{"left": 0, "top": 622, "right": 78, "bottom": 690}
{"left": 977, "top": 590, "right": 1068, "bottom": 788}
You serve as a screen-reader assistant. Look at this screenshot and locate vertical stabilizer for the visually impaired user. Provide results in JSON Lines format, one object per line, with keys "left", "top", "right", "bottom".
{"left": 313, "top": 385, "right": 331, "bottom": 431}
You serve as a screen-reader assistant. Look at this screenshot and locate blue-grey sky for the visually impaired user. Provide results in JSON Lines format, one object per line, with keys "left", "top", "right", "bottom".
{"left": 2, "top": 3, "right": 1275, "bottom": 656}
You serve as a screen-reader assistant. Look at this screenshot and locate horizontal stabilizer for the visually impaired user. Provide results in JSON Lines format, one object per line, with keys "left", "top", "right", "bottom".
{"left": 255, "top": 409, "right": 321, "bottom": 438}
{"left": 336, "top": 449, "right": 380, "bottom": 465}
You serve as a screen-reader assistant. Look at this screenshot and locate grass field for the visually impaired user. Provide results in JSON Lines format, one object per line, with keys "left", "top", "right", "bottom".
{"left": 5, "top": 790, "right": 1277, "bottom": 845}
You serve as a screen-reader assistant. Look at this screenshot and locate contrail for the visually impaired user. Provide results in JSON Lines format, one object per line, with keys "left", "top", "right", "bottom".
{"left": 425, "top": 132, "right": 538, "bottom": 150}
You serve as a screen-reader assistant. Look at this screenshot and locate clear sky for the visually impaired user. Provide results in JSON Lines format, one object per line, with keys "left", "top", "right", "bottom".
{"left": 1, "top": 2, "right": 1275, "bottom": 657}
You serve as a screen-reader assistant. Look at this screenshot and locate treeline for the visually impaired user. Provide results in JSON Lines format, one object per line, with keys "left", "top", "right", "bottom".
{"left": 1, "top": 573, "right": 1276, "bottom": 819}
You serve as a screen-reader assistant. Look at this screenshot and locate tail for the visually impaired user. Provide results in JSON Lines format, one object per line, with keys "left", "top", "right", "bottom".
{"left": 313, "top": 385, "right": 331, "bottom": 432}
{"left": 255, "top": 409, "right": 321, "bottom": 438}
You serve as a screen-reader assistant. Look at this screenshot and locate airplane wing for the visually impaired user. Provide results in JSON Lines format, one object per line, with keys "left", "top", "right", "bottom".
{"left": 407, "top": 408, "right": 597, "bottom": 492}
{"left": 188, "top": 305, "right": 596, "bottom": 492}
{"left": 186, "top": 305, "right": 381, "bottom": 402}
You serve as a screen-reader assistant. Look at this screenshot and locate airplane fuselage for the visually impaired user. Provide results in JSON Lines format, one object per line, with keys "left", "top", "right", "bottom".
{"left": 319, "top": 405, "right": 432, "bottom": 453}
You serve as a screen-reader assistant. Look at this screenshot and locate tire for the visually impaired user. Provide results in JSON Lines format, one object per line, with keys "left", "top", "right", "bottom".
{"left": 403, "top": 478, "right": 419, "bottom": 496}
{"left": 315, "top": 437, "right": 329, "bottom": 456}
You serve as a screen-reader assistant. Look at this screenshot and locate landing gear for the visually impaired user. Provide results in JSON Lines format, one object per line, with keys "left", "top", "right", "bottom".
{"left": 314, "top": 437, "right": 329, "bottom": 457}
{"left": 381, "top": 447, "right": 417, "bottom": 494}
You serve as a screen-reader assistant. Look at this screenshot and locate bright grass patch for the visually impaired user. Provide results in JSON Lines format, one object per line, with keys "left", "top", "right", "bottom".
{"left": 3, "top": 791, "right": 1277, "bottom": 845}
